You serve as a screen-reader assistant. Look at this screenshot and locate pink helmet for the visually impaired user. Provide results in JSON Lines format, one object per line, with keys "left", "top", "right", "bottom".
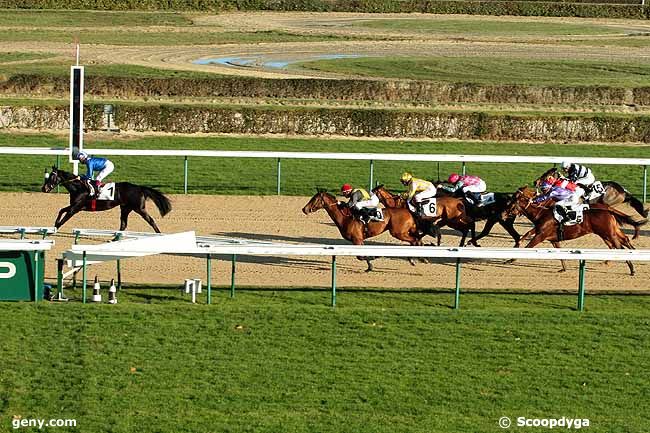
{"left": 448, "top": 173, "right": 460, "bottom": 183}
{"left": 341, "top": 183, "right": 353, "bottom": 194}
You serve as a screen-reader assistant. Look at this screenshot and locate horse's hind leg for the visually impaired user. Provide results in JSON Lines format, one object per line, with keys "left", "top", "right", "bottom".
{"left": 120, "top": 206, "right": 132, "bottom": 231}
{"left": 551, "top": 241, "right": 567, "bottom": 273}
{"left": 134, "top": 208, "right": 161, "bottom": 233}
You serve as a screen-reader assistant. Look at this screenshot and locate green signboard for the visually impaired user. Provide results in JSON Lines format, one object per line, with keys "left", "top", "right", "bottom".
{"left": 0, "top": 250, "right": 45, "bottom": 301}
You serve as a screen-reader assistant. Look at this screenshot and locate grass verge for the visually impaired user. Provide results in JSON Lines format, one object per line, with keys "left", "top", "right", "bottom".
{"left": 1, "top": 289, "right": 648, "bottom": 433}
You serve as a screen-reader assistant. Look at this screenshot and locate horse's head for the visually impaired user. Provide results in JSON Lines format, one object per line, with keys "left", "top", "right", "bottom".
{"left": 302, "top": 190, "right": 335, "bottom": 215}
{"left": 534, "top": 167, "right": 559, "bottom": 188}
{"left": 502, "top": 187, "right": 536, "bottom": 219}
{"left": 41, "top": 166, "right": 60, "bottom": 193}
{"left": 372, "top": 184, "right": 402, "bottom": 208}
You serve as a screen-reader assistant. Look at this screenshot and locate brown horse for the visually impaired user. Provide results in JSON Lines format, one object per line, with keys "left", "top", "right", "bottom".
{"left": 372, "top": 185, "right": 478, "bottom": 247}
{"left": 534, "top": 167, "right": 647, "bottom": 239}
{"left": 302, "top": 191, "right": 422, "bottom": 272}
{"left": 503, "top": 186, "right": 635, "bottom": 275}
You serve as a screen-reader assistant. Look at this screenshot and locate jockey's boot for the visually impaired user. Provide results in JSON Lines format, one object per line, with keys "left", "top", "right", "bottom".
{"left": 85, "top": 179, "right": 95, "bottom": 196}
{"left": 92, "top": 180, "right": 101, "bottom": 197}
{"left": 469, "top": 192, "right": 482, "bottom": 206}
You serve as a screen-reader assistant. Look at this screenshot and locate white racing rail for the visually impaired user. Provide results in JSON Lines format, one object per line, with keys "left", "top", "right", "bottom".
{"left": 7, "top": 146, "right": 650, "bottom": 199}
{"left": 60, "top": 231, "right": 648, "bottom": 311}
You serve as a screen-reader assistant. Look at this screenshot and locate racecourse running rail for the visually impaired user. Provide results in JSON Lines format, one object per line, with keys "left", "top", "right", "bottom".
{"left": 4, "top": 147, "right": 650, "bottom": 200}
{"left": 61, "top": 231, "right": 650, "bottom": 311}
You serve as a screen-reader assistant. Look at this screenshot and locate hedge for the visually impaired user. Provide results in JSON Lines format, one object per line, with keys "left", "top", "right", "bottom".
{"left": 0, "top": 0, "right": 648, "bottom": 19}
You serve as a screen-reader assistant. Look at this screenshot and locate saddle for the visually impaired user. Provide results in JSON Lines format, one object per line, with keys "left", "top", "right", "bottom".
{"left": 356, "top": 207, "right": 384, "bottom": 224}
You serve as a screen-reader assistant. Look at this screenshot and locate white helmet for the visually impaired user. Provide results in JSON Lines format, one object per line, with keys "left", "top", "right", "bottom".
{"left": 77, "top": 151, "right": 88, "bottom": 161}
{"left": 560, "top": 161, "right": 571, "bottom": 170}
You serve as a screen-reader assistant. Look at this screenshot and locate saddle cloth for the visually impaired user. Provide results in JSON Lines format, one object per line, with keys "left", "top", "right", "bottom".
{"left": 553, "top": 204, "right": 589, "bottom": 226}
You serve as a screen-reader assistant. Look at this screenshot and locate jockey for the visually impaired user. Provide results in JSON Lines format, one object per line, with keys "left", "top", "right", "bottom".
{"left": 560, "top": 161, "right": 595, "bottom": 191}
{"left": 77, "top": 151, "right": 114, "bottom": 196}
{"left": 441, "top": 173, "right": 487, "bottom": 205}
{"left": 534, "top": 177, "right": 585, "bottom": 223}
{"left": 340, "top": 183, "right": 381, "bottom": 224}
{"left": 400, "top": 172, "right": 437, "bottom": 215}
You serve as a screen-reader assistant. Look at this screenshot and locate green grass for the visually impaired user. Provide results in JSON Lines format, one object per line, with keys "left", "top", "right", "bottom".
{"left": 0, "top": 9, "right": 194, "bottom": 27}
{"left": 353, "top": 18, "right": 621, "bottom": 37}
{"left": 1, "top": 290, "right": 649, "bottom": 433}
{"left": 0, "top": 29, "right": 356, "bottom": 46}
{"left": 1, "top": 132, "right": 649, "bottom": 197}
{"left": 0, "top": 52, "right": 55, "bottom": 63}
{"left": 300, "top": 57, "right": 650, "bottom": 87}
{"left": 0, "top": 61, "right": 227, "bottom": 79}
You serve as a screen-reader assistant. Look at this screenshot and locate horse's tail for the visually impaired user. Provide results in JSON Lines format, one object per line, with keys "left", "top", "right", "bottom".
{"left": 141, "top": 186, "right": 172, "bottom": 217}
{"left": 592, "top": 203, "right": 647, "bottom": 240}
{"left": 624, "top": 192, "right": 648, "bottom": 218}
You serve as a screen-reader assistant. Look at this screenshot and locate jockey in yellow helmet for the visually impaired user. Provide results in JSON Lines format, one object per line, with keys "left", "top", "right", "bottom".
{"left": 400, "top": 172, "right": 437, "bottom": 214}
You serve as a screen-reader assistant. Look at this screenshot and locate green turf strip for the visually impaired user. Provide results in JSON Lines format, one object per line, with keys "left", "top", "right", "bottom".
{"left": 1, "top": 132, "right": 649, "bottom": 197}
{"left": 1, "top": 290, "right": 648, "bottom": 432}
{"left": 353, "top": 18, "right": 620, "bottom": 37}
{"left": 0, "top": 9, "right": 193, "bottom": 27}
{"left": 300, "top": 57, "right": 650, "bottom": 87}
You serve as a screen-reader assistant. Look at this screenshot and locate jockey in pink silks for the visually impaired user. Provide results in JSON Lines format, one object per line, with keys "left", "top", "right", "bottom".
{"left": 441, "top": 173, "right": 487, "bottom": 205}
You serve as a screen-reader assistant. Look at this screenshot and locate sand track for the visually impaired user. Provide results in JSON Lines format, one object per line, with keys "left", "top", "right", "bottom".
{"left": 4, "top": 192, "right": 648, "bottom": 293}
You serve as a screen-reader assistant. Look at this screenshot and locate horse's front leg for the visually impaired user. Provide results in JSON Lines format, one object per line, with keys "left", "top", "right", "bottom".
{"left": 55, "top": 203, "right": 84, "bottom": 229}
{"left": 54, "top": 206, "right": 71, "bottom": 227}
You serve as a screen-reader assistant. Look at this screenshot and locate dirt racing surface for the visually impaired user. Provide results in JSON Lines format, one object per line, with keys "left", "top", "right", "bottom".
{"left": 3, "top": 192, "right": 649, "bottom": 293}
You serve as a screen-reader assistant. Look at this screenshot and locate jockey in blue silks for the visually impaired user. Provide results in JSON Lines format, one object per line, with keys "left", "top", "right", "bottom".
{"left": 77, "top": 151, "right": 114, "bottom": 196}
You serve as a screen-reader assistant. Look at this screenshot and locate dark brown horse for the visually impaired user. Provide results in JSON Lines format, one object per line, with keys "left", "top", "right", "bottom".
{"left": 41, "top": 166, "right": 172, "bottom": 233}
{"left": 372, "top": 185, "right": 478, "bottom": 247}
{"left": 433, "top": 181, "right": 520, "bottom": 245}
{"left": 503, "top": 186, "right": 635, "bottom": 275}
{"left": 534, "top": 167, "right": 647, "bottom": 239}
{"left": 302, "top": 191, "right": 422, "bottom": 271}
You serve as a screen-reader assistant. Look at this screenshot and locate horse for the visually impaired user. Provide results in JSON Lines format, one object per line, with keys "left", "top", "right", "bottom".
{"left": 41, "top": 166, "right": 172, "bottom": 233}
{"left": 433, "top": 181, "right": 520, "bottom": 245}
{"left": 302, "top": 191, "right": 423, "bottom": 272}
{"left": 371, "top": 185, "right": 478, "bottom": 247}
{"left": 503, "top": 186, "right": 636, "bottom": 275}
{"left": 534, "top": 167, "right": 647, "bottom": 239}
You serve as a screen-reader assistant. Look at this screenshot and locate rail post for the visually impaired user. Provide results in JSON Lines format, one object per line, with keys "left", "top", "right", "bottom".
{"left": 206, "top": 253, "right": 212, "bottom": 305}
{"left": 56, "top": 155, "right": 60, "bottom": 193}
{"left": 82, "top": 251, "right": 87, "bottom": 304}
{"left": 454, "top": 258, "right": 462, "bottom": 309}
{"left": 577, "top": 260, "right": 586, "bottom": 311}
{"left": 462, "top": 162, "right": 466, "bottom": 176}
{"left": 369, "top": 159, "right": 374, "bottom": 192}
{"left": 183, "top": 156, "right": 188, "bottom": 194}
{"left": 230, "top": 254, "right": 236, "bottom": 298}
{"left": 114, "top": 233, "right": 123, "bottom": 290}
{"left": 33, "top": 251, "right": 39, "bottom": 303}
{"left": 331, "top": 255, "right": 337, "bottom": 307}
{"left": 643, "top": 165, "right": 647, "bottom": 204}
{"left": 72, "top": 231, "right": 80, "bottom": 289}
{"left": 276, "top": 158, "right": 281, "bottom": 195}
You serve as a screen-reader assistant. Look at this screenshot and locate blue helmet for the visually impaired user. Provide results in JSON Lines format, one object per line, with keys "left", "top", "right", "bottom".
{"left": 77, "top": 151, "right": 88, "bottom": 161}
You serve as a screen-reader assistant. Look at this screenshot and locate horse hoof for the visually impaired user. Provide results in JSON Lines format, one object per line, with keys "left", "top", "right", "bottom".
{"left": 557, "top": 269, "right": 566, "bottom": 273}
{"left": 505, "top": 259, "right": 516, "bottom": 264}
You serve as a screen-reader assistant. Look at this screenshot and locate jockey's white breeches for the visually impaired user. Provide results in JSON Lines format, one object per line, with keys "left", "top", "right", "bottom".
{"left": 353, "top": 195, "right": 380, "bottom": 210}
{"left": 575, "top": 172, "right": 595, "bottom": 187}
{"left": 95, "top": 161, "right": 114, "bottom": 183}
{"left": 413, "top": 186, "right": 437, "bottom": 203}
{"left": 462, "top": 180, "right": 486, "bottom": 194}
{"left": 556, "top": 188, "right": 584, "bottom": 209}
